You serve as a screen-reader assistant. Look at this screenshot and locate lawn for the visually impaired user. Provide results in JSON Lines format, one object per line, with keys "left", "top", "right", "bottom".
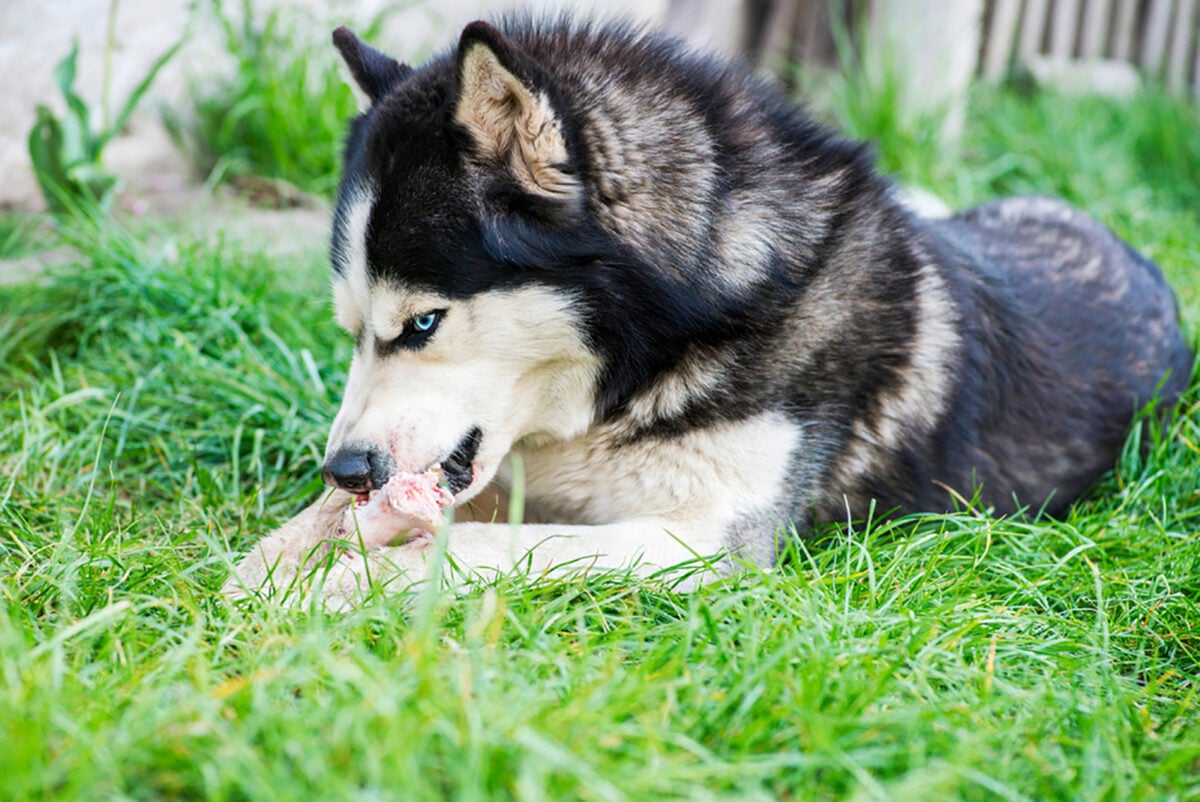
{"left": 2, "top": 76, "right": 1200, "bottom": 800}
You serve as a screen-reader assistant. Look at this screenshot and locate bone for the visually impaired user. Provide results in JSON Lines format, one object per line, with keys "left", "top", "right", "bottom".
{"left": 337, "top": 470, "right": 453, "bottom": 549}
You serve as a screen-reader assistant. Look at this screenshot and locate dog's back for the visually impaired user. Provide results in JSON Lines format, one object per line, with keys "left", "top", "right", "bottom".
{"left": 913, "top": 197, "right": 1192, "bottom": 516}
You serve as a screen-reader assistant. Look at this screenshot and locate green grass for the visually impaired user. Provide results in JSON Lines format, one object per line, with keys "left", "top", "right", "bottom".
{"left": 0, "top": 213, "right": 52, "bottom": 259}
{"left": 3, "top": 84, "right": 1200, "bottom": 800}
{"left": 163, "top": 0, "right": 372, "bottom": 200}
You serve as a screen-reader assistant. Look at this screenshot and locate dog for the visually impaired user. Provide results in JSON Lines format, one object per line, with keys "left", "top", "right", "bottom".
{"left": 224, "top": 18, "right": 1192, "bottom": 607}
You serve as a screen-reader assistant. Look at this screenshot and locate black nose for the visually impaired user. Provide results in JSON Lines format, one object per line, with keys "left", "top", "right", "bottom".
{"left": 322, "top": 445, "right": 394, "bottom": 494}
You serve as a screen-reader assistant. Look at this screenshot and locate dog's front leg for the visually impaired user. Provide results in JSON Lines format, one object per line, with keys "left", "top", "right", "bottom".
{"left": 318, "top": 517, "right": 730, "bottom": 605}
{"left": 223, "top": 489, "right": 356, "bottom": 602}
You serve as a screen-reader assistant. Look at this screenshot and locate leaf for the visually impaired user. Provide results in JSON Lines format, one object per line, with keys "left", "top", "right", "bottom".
{"left": 97, "top": 36, "right": 185, "bottom": 150}
{"left": 28, "top": 105, "right": 72, "bottom": 212}
{"left": 28, "top": 106, "right": 65, "bottom": 180}
{"left": 52, "top": 41, "right": 80, "bottom": 102}
{"left": 58, "top": 99, "right": 90, "bottom": 167}
{"left": 65, "top": 93, "right": 95, "bottom": 158}
{"left": 52, "top": 41, "right": 94, "bottom": 156}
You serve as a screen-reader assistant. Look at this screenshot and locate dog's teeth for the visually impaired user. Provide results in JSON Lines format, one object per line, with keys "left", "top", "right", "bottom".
{"left": 430, "top": 464, "right": 450, "bottom": 489}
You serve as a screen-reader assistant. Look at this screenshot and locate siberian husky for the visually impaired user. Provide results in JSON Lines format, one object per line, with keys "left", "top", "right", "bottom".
{"left": 225, "top": 19, "right": 1192, "bottom": 606}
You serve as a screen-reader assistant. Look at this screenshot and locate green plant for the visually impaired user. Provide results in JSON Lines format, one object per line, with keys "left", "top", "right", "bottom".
{"left": 792, "top": 11, "right": 956, "bottom": 198}
{"left": 27, "top": 27, "right": 181, "bottom": 215}
{"left": 0, "top": 213, "right": 49, "bottom": 259}
{"left": 164, "top": 0, "right": 377, "bottom": 201}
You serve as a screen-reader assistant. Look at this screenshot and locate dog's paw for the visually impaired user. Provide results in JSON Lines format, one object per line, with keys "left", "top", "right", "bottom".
{"left": 224, "top": 534, "right": 438, "bottom": 611}
{"left": 313, "top": 535, "right": 437, "bottom": 609}
{"left": 221, "top": 546, "right": 310, "bottom": 604}
{"left": 221, "top": 489, "right": 355, "bottom": 605}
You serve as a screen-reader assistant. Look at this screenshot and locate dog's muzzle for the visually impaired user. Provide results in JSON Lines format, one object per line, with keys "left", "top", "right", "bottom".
{"left": 321, "top": 427, "right": 483, "bottom": 496}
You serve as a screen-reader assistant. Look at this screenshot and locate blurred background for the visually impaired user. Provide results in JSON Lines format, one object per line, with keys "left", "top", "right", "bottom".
{"left": 3, "top": 0, "right": 1198, "bottom": 215}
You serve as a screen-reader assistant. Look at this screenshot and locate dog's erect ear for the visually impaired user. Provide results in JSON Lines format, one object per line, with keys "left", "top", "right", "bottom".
{"left": 453, "top": 21, "right": 580, "bottom": 203}
{"left": 332, "top": 26, "right": 411, "bottom": 106}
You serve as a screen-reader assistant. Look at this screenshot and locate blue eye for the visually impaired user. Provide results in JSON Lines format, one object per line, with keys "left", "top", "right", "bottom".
{"left": 380, "top": 309, "right": 446, "bottom": 355}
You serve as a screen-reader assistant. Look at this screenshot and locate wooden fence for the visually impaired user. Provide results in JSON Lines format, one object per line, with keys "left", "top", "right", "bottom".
{"left": 982, "top": 0, "right": 1200, "bottom": 91}
{"left": 679, "top": 0, "right": 1200, "bottom": 94}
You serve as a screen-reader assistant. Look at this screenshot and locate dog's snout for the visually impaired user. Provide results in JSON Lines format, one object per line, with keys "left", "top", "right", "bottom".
{"left": 322, "top": 449, "right": 371, "bottom": 493}
{"left": 322, "top": 445, "right": 394, "bottom": 494}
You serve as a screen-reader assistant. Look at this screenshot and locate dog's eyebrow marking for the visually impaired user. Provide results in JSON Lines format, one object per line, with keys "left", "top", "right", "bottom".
{"left": 333, "top": 184, "right": 377, "bottom": 335}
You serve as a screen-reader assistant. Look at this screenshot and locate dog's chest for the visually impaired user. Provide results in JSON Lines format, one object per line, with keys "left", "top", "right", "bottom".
{"left": 505, "top": 413, "right": 804, "bottom": 527}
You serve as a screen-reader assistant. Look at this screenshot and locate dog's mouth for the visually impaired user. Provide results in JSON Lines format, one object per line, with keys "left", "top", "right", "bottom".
{"left": 349, "top": 427, "right": 483, "bottom": 508}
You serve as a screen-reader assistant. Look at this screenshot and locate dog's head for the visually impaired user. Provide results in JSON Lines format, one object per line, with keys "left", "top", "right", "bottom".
{"left": 321, "top": 22, "right": 613, "bottom": 502}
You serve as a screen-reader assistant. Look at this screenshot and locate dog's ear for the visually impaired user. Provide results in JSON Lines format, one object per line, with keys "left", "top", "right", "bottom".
{"left": 453, "top": 21, "right": 580, "bottom": 204}
{"left": 332, "top": 26, "right": 411, "bottom": 107}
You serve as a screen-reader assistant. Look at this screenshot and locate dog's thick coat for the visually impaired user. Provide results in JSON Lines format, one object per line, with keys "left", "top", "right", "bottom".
{"left": 226, "top": 19, "right": 1192, "bottom": 606}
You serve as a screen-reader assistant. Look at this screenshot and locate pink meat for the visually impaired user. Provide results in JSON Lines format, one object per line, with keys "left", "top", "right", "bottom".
{"left": 338, "top": 470, "right": 453, "bottom": 548}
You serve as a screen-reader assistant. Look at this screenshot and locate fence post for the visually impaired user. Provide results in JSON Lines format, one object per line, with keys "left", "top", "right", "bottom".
{"left": 867, "top": 0, "right": 985, "bottom": 147}
{"left": 984, "top": 0, "right": 1023, "bottom": 80}
{"left": 1167, "top": 0, "right": 1197, "bottom": 90}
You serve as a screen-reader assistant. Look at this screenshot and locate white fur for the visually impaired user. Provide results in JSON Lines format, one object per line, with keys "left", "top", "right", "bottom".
{"left": 714, "top": 191, "right": 776, "bottom": 289}
{"left": 327, "top": 279, "right": 601, "bottom": 494}
{"left": 893, "top": 185, "right": 952, "bottom": 219}
{"left": 332, "top": 186, "right": 376, "bottom": 335}
{"left": 515, "top": 411, "right": 799, "bottom": 526}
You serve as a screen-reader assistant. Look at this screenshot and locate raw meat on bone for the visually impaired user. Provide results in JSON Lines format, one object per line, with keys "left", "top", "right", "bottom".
{"left": 338, "top": 470, "right": 453, "bottom": 548}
